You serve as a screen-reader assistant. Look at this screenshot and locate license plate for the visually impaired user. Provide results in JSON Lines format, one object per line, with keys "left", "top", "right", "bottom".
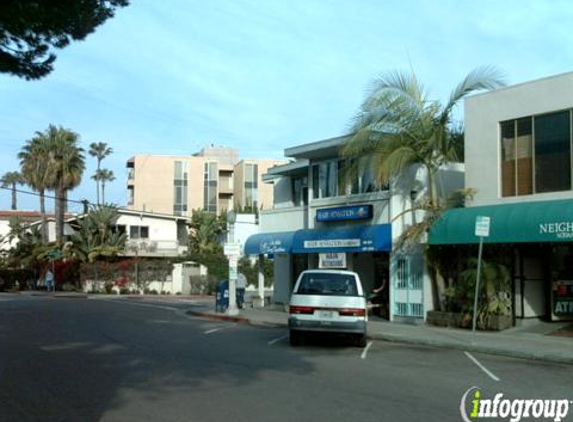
{"left": 317, "top": 310, "right": 335, "bottom": 319}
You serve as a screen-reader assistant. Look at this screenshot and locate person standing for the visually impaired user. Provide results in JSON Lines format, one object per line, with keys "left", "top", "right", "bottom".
{"left": 45, "top": 269, "right": 55, "bottom": 292}
{"left": 236, "top": 272, "right": 247, "bottom": 309}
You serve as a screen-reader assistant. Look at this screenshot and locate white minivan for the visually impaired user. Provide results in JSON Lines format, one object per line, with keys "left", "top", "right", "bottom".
{"left": 288, "top": 269, "right": 368, "bottom": 347}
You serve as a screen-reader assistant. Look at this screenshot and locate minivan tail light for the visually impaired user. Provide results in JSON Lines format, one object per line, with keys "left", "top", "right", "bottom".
{"left": 289, "top": 305, "right": 315, "bottom": 315}
{"left": 338, "top": 308, "right": 366, "bottom": 317}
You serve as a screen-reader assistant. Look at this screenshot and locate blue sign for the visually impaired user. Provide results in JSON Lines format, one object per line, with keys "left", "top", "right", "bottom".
{"left": 316, "top": 205, "right": 373, "bottom": 222}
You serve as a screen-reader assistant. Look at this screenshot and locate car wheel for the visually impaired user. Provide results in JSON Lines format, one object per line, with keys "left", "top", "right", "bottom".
{"left": 354, "top": 334, "right": 367, "bottom": 348}
{"left": 289, "top": 330, "right": 302, "bottom": 347}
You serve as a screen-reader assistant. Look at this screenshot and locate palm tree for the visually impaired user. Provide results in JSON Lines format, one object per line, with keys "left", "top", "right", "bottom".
{"left": 19, "top": 136, "right": 52, "bottom": 243}
{"left": 1, "top": 171, "right": 24, "bottom": 210}
{"left": 342, "top": 67, "right": 505, "bottom": 309}
{"left": 89, "top": 142, "right": 113, "bottom": 205}
{"left": 70, "top": 204, "right": 126, "bottom": 263}
{"left": 42, "top": 125, "right": 86, "bottom": 244}
{"left": 91, "top": 169, "right": 115, "bottom": 204}
{"left": 343, "top": 66, "right": 505, "bottom": 227}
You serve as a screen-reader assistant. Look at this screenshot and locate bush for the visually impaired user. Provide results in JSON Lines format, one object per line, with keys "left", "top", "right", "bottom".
{"left": 189, "top": 275, "right": 218, "bottom": 295}
{"left": 0, "top": 268, "right": 36, "bottom": 292}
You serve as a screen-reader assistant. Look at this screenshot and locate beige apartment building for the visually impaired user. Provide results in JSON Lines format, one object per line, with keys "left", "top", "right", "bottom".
{"left": 126, "top": 146, "right": 286, "bottom": 215}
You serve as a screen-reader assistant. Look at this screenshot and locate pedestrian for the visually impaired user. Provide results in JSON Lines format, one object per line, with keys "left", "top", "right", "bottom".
{"left": 236, "top": 272, "right": 247, "bottom": 309}
{"left": 45, "top": 269, "right": 55, "bottom": 293}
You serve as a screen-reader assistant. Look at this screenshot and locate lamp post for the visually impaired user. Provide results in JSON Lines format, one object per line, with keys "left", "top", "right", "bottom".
{"left": 226, "top": 211, "right": 239, "bottom": 315}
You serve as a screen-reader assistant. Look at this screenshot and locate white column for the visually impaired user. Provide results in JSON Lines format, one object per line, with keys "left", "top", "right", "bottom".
{"left": 227, "top": 221, "right": 239, "bottom": 315}
{"left": 258, "top": 254, "right": 265, "bottom": 307}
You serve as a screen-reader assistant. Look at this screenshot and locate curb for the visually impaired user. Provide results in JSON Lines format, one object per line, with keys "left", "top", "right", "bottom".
{"left": 185, "top": 309, "right": 251, "bottom": 324}
{"left": 184, "top": 309, "right": 573, "bottom": 365}
{"left": 369, "top": 333, "right": 573, "bottom": 365}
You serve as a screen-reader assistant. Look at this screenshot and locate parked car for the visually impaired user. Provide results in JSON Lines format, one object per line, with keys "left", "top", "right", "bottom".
{"left": 288, "top": 269, "right": 368, "bottom": 347}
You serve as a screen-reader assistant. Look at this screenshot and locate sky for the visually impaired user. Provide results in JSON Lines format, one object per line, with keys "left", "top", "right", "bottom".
{"left": 1, "top": 0, "right": 573, "bottom": 212}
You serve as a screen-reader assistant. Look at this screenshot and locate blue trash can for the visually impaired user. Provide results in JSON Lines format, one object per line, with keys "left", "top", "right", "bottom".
{"left": 215, "top": 280, "right": 229, "bottom": 313}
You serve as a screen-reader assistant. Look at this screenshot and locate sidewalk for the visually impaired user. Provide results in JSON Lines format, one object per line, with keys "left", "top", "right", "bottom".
{"left": 187, "top": 304, "right": 573, "bottom": 365}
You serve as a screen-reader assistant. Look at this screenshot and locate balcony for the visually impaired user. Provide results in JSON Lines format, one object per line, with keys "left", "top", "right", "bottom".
{"left": 123, "top": 239, "right": 187, "bottom": 257}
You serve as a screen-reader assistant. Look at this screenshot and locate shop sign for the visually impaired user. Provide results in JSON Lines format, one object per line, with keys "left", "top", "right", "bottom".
{"left": 259, "top": 239, "right": 287, "bottom": 254}
{"left": 224, "top": 242, "right": 241, "bottom": 256}
{"left": 304, "top": 239, "right": 361, "bottom": 249}
{"left": 553, "top": 280, "right": 573, "bottom": 316}
{"left": 319, "top": 252, "right": 346, "bottom": 269}
{"left": 539, "top": 221, "right": 573, "bottom": 240}
{"left": 316, "top": 205, "right": 373, "bottom": 222}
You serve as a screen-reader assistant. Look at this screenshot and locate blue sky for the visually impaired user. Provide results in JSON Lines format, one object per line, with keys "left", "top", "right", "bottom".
{"left": 1, "top": 0, "right": 573, "bottom": 212}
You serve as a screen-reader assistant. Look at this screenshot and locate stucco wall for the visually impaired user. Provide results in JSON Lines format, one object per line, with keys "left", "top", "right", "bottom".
{"left": 465, "top": 72, "right": 573, "bottom": 207}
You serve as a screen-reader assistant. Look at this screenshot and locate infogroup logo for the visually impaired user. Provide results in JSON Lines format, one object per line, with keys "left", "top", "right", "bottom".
{"left": 460, "top": 387, "right": 571, "bottom": 422}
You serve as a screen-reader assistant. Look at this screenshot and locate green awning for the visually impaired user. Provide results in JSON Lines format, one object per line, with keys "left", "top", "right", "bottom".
{"left": 429, "top": 199, "right": 573, "bottom": 245}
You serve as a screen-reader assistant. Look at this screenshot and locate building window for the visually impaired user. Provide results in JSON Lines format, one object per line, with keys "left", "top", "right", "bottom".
{"left": 535, "top": 111, "right": 571, "bottom": 193}
{"left": 312, "top": 161, "right": 337, "bottom": 199}
{"left": 312, "top": 158, "right": 385, "bottom": 199}
{"left": 501, "top": 110, "right": 571, "bottom": 197}
{"left": 173, "top": 161, "right": 188, "bottom": 216}
{"left": 291, "top": 175, "right": 308, "bottom": 206}
{"left": 203, "top": 162, "right": 218, "bottom": 213}
{"left": 130, "top": 225, "right": 149, "bottom": 239}
{"left": 127, "top": 187, "right": 134, "bottom": 205}
{"left": 244, "top": 163, "right": 258, "bottom": 209}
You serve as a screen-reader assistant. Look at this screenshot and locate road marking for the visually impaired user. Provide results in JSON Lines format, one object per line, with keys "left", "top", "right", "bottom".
{"left": 268, "top": 334, "right": 289, "bottom": 345}
{"left": 361, "top": 341, "right": 374, "bottom": 359}
{"left": 464, "top": 351, "right": 500, "bottom": 382}
{"left": 204, "top": 325, "right": 234, "bottom": 334}
{"left": 98, "top": 298, "right": 178, "bottom": 312}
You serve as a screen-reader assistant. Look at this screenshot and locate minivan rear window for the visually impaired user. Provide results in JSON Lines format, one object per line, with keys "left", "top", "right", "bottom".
{"left": 296, "top": 273, "right": 359, "bottom": 296}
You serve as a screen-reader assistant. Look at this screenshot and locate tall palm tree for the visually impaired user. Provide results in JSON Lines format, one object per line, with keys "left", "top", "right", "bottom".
{"left": 343, "top": 66, "right": 505, "bottom": 222}
{"left": 1, "top": 171, "right": 24, "bottom": 210}
{"left": 342, "top": 67, "right": 505, "bottom": 310}
{"left": 89, "top": 142, "right": 113, "bottom": 205}
{"left": 91, "top": 169, "right": 115, "bottom": 204}
{"left": 42, "top": 125, "right": 86, "bottom": 244}
{"left": 19, "top": 136, "right": 52, "bottom": 243}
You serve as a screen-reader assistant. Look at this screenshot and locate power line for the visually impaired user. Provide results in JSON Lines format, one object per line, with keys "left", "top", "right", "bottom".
{"left": 0, "top": 186, "right": 191, "bottom": 219}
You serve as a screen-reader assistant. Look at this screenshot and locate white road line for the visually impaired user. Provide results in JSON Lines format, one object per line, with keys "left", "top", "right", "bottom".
{"left": 203, "top": 324, "right": 235, "bottom": 334}
{"left": 361, "top": 341, "right": 374, "bottom": 359}
{"left": 98, "top": 298, "right": 177, "bottom": 312}
{"left": 267, "top": 334, "right": 289, "bottom": 345}
{"left": 464, "top": 351, "right": 500, "bottom": 382}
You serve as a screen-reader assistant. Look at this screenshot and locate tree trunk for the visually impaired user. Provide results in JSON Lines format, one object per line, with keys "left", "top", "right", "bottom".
{"left": 39, "top": 189, "right": 48, "bottom": 244}
{"left": 96, "top": 159, "right": 101, "bottom": 205}
{"left": 55, "top": 185, "right": 65, "bottom": 245}
{"left": 11, "top": 183, "right": 16, "bottom": 210}
{"left": 101, "top": 181, "right": 105, "bottom": 204}
{"left": 96, "top": 177, "right": 100, "bottom": 206}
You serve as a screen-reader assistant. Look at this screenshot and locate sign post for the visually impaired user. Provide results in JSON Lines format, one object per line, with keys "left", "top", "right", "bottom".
{"left": 472, "top": 216, "right": 490, "bottom": 332}
{"left": 225, "top": 211, "right": 239, "bottom": 316}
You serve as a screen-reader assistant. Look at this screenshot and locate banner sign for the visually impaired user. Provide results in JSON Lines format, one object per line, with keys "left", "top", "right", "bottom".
{"left": 316, "top": 205, "right": 373, "bottom": 222}
{"left": 319, "top": 252, "right": 347, "bottom": 269}
{"left": 552, "top": 280, "right": 573, "bottom": 318}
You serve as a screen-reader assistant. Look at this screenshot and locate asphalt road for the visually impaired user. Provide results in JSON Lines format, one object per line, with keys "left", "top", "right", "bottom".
{"left": 1, "top": 294, "right": 572, "bottom": 422}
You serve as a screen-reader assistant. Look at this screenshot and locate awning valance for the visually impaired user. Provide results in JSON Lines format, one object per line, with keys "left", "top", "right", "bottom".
{"left": 244, "top": 231, "right": 296, "bottom": 255}
{"left": 429, "top": 199, "right": 573, "bottom": 245}
{"left": 292, "top": 224, "right": 391, "bottom": 253}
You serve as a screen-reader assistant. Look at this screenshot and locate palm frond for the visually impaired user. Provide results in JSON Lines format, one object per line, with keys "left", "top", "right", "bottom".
{"left": 443, "top": 65, "right": 506, "bottom": 120}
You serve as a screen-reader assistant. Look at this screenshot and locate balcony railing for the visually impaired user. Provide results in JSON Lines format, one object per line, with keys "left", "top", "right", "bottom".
{"left": 124, "top": 239, "right": 187, "bottom": 257}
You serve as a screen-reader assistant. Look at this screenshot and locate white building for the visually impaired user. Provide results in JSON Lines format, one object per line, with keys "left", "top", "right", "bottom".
{"left": 246, "top": 135, "right": 463, "bottom": 323}
{"left": 430, "top": 72, "right": 573, "bottom": 322}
